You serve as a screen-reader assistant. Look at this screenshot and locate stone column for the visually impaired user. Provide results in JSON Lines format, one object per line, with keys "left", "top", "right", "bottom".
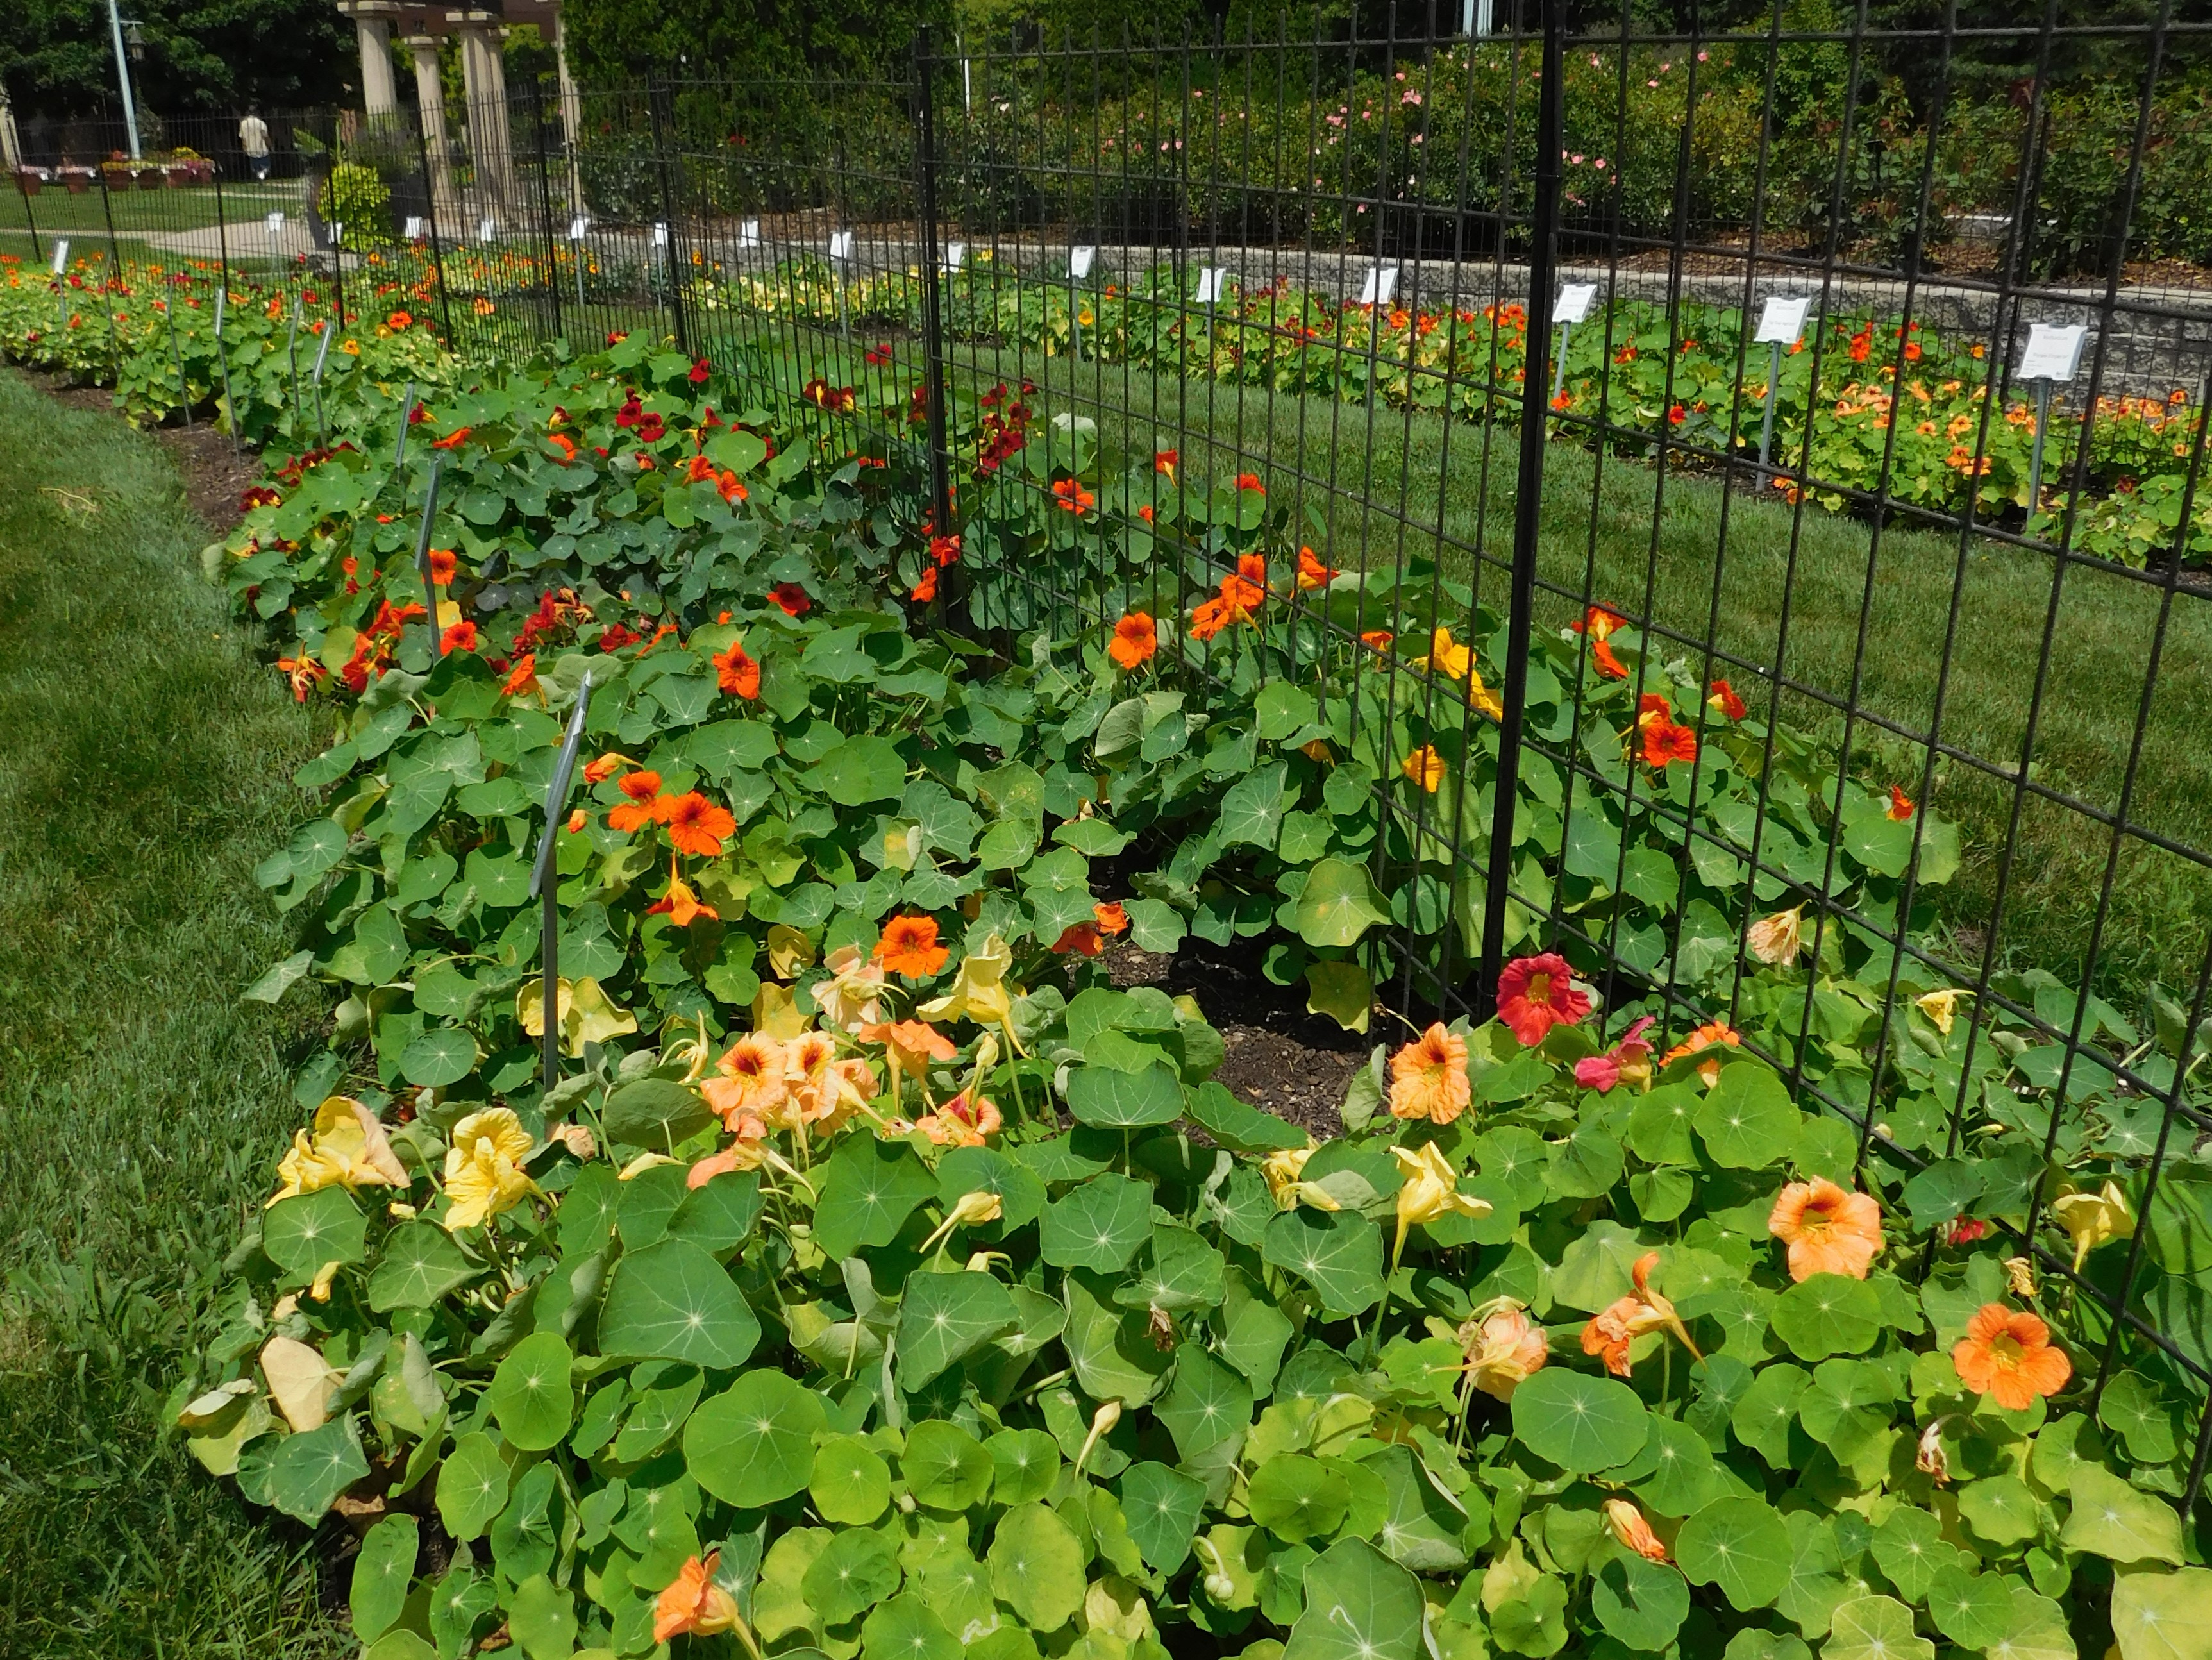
{"left": 449, "top": 9, "right": 514, "bottom": 220}
{"left": 546, "top": 1, "right": 584, "bottom": 211}
{"left": 353, "top": 10, "right": 399, "bottom": 116}
{"left": 406, "top": 33, "right": 460, "bottom": 219}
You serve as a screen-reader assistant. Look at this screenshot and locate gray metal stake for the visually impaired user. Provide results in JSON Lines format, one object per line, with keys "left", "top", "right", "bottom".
{"left": 412, "top": 451, "right": 446, "bottom": 646}
{"left": 530, "top": 673, "right": 596, "bottom": 1095}
{"left": 213, "top": 287, "right": 240, "bottom": 453}
{"left": 308, "top": 316, "right": 336, "bottom": 448}
{"left": 284, "top": 294, "right": 303, "bottom": 435}
{"left": 394, "top": 380, "right": 416, "bottom": 470}
{"left": 1757, "top": 340, "right": 1784, "bottom": 482}
{"left": 167, "top": 300, "right": 194, "bottom": 427}
{"left": 2029, "top": 378, "right": 2056, "bottom": 516}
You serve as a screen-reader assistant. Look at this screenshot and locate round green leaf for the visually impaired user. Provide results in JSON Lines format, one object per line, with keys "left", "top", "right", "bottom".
{"left": 263, "top": 1187, "right": 367, "bottom": 1276}
{"left": 435, "top": 1430, "right": 510, "bottom": 1539}
{"left": 1956, "top": 1474, "right": 2041, "bottom": 1548}
{"left": 1248, "top": 1454, "right": 1352, "bottom": 1541}
{"left": 903, "top": 1420, "right": 994, "bottom": 1512}
{"left": 1291, "top": 859, "right": 1391, "bottom": 949}
{"left": 1825, "top": 1597, "right": 1935, "bottom": 1660}
{"left": 987, "top": 1502, "right": 1086, "bottom": 1631}
{"left": 1592, "top": 1552, "right": 1690, "bottom": 1649}
{"left": 1872, "top": 1505, "right": 1957, "bottom": 1603}
{"left": 1121, "top": 1461, "right": 1208, "bottom": 1573}
{"left": 1040, "top": 1172, "right": 1155, "bottom": 1272}
{"left": 1155, "top": 1343, "right": 1255, "bottom": 1460}
{"left": 937, "top": 1145, "right": 1046, "bottom": 1230}
{"left": 1282, "top": 1538, "right": 1425, "bottom": 1660}
{"left": 685, "top": 1368, "right": 827, "bottom": 1508}
{"left": 367, "top": 1223, "right": 479, "bottom": 1311}
{"left": 263, "top": 1414, "right": 370, "bottom": 1522}
{"left": 2111, "top": 1566, "right": 2212, "bottom": 1660}
{"left": 1508, "top": 1367, "right": 1650, "bottom": 1475}
{"left": 1770, "top": 1273, "right": 1883, "bottom": 1360}
{"left": 1692, "top": 1061, "right": 1804, "bottom": 1168}
{"left": 988, "top": 1428, "right": 1062, "bottom": 1506}
{"left": 804, "top": 1526, "right": 903, "bottom": 1628}
{"left": 350, "top": 1514, "right": 420, "bottom": 1641}
{"left": 1927, "top": 1564, "right": 2017, "bottom": 1648}
{"left": 1066, "top": 1061, "right": 1186, "bottom": 1128}
{"left": 2063, "top": 1466, "right": 2184, "bottom": 1564}
{"left": 488, "top": 1331, "right": 574, "bottom": 1453}
{"left": 602, "top": 1076, "right": 716, "bottom": 1148}
{"left": 810, "top": 736, "right": 908, "bottom": 806}
{"left": 399, "top": 1027, "right": 477, "bottom": 1088}
{"left": 862, "top": 1593, "right": 960, "bottom": 1660}
{"left": 507, "top": 1572, "right": 579, "bottom": 1660}
{"left": 814, "top": 1134, "right": 937, "bottom": 1261}
{"left": 897, "top": 1269, "right": 1018, "bottom": 1390}
{"left": 1677, "top": 1495, "right": 1793, "bottom": 1611}
{"left": 813, "top": 1433, "right": 893, "bottom": 1525}
{"left": 1262, "top": 1207, "right": 1384, "bottom": 1316}
{"left": 596, "top": 1237, "right": 761, "bottom": 1368}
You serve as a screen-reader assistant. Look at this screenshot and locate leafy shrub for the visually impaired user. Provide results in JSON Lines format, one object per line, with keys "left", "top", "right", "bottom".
{"left": 323, "top": 162, "right": 399, "bottom": 248}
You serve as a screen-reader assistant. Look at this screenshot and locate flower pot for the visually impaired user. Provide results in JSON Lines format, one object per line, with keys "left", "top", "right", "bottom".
{"left": 14, "top": 169, "right": 39, "bottom": 196}
{"left": 63, "top": 171, "right": 90, "bottom": 194}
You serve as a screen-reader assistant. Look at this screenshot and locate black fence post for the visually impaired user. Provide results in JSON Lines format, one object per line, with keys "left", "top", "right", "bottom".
{"left": 11, "top": 164, "right": 42, "bottom": 265}
{"left": 914, "top": 26, "right": 956, "bottom": 543}
{"left": 414, "top": 114, "right": 457, "bottom": 346}
{"left": 95, "top": 171, "right": 124, "bottom": 370}
{"left": 528, "top": 74, "right": 564, "bottom": 344}
{"left": 646, "top": 76, "right": 689, "bottom": 356}
{"left": 1478, "top": 0, "right": 1565, "bottom": 1002}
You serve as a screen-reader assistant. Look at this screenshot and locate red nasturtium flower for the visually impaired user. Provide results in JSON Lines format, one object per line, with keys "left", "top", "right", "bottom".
{"left": 1234, "top": 472, "right": 1265, "bottom": 494}
{"left": 662, "top": 792, "right": 736, "bottom": 858}
{"left": 689, "top": 356, "right": 712, "bottom": 384}
{"left": 501, "top": 652, "right": 539, "bottom": 697}
{"left": 1571, "top": 604, "right": 1626, "bottom": 640}
{"left": 1495, "top": 952, "right": 1590, "bottom": 1047}
{"left": 771, "top": 583, "right": 812, "bottom": 617}
{"left": 1707, "top": 678, "right": 1747, "bottom": 720}
{"left": 1094, "top": 901, "right": 1130, "bottom": 936}
{"left": 712, "top": 641, "right": 760, "bottom": 699}
{"left": 1888, "top": 784, "right": 1916, "bottom": 821}
{"left": 1639, "top": 697, "right": 1698, "bottom": 768}
{"left": 1592, "top": 637, "right": 1629, "bottom": 680}
{"left": 1109, "top": 611, "right": 1158, "bottom": 669}
{"left": 875, "top": 914, "right": 950, "bottom": 978}
{"left": 608, "top": 771, "right": 666, "bottom": 833}
{"left": 1155, "top": 448, "right": 1179, "bottom": 479}
{"left": 1953, "top": 1303, "right": 2072, "bottom": 1410}
{"left": 1051, "top": 922, "right": 1105, "bottom": 955}
{"left": 1051, "top": 477, "right": 1096, "bottom": 514}
{"left": 440, "top": 619, "right": 479, "bottom": 654}
{"left": 428, "top": 548, "right": 458, "bottom": 585}
{"left": 1667, "top": 404, "right": 1687, "bottom": 426}
{"left": 909, "top": 566, "right": 939, "bottom": 603}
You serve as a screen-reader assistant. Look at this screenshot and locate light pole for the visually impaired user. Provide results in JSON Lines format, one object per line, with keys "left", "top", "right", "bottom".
{"left": 105, "top": 0, "right": 144, "bottom": 160}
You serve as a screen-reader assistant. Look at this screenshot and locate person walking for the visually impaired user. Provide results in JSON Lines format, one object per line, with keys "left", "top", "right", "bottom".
{"left": 239, "top": 108, "right": 271, "bottom": 181}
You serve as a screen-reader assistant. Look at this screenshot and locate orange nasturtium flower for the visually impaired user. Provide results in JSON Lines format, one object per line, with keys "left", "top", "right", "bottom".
{"left": 1361, "top": 629, "right": 1396, "bottom": 651}
{"left": 501, "top": 652, "right": 539, "bottom": 698}
{"left": 427, "top": 547, "right": 458, "bottom": 585}
{"left": 1708, "top": 678, "right": 1747, "bottom": 720}
{"left": 1888, "top": 784, "right": 1916, "bottom": 821}
{"left": 1661, "top": 1021, "right": 1740, "bottom": 1086}
{"left": 583, "top": 751, "right": 637, "bottom": 785}
{"left": 1109, "top": 611, "right": 1158, "bottom": 669}
{"left": 1094, "top": 900, "right": 1130, "bottom": 936}
{"left": 1604, "top": 1500, "right": 1671, "bottom": 1563}
{"left": 661, "top": 792, "right": 736, "bottom": 857}
{"left": 1154, "top": 448, "right": 1179, "bottom": 479}
{"left": 646, "top": 866, "right": 719, "bottom": 927}
{"left": 703, "top": 1034, "right": 788, "bottom": 1128}
{"left": 607, "top": 769, "right": 666, "bottom": 833}
{"left": 1592, "top": 637, "right": 1630, "bottom": 680}
{"left": 1402, "top": 745, "right": 1446, "bottom": 792}
{"left": 1296, "top": 546, "right": 1337, "bottom": 589}
{"left": 1768, "top": 1177, "right": 1884, "bottom": 1281}
{"left": 1582, "top": 1250, "right": 1701, "bottom": 1377}
{"left": 1234, "top": 472, "right": 1265, "bottom": 493}
{"left": 712, "top": 640, "right": 760, "bottom": 699}
{"left": 1051, "top": 477, "right": 1096, "bottom": 514}
{"left": 654, "top": 1552, "right": 743, "bottom": 1643}
{"left": 1571, "top": 603, "right": 1627, "bottom": 640}
{"left": 1953, "top": 1303, "right": 2072, "bottom": 1410}
{"left": 1389, "top": 1023, "right": 1471, "bottom": 1125}
{"left": 875, "top": 914, "right": 951, "bottom": 979}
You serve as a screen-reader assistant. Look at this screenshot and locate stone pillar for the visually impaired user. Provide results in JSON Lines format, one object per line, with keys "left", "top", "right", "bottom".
{"left": 353, "top": 11, "right": 399, "bottom": 116}
{"left": 449, "top": 9, "right": 514, "bottom": 219}
{"left": 546, "top": 1, "right": 584, "bottom": 211}
{"left": 406, "top": 34, "right": 460, "bottom": 219}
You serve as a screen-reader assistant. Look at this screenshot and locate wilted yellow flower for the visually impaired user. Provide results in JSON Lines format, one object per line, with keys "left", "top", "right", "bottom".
{"left": 442, "top": 1107, "right": 539, "bottom": 1231}
{"left": 269, "top": 1096, "right": 409, "bottom": 1204}
{"left": 516, "top": 975, "right": 638, "bottom": 1055}
{"left": 1390, "top": 1142, "right": 1491, "bottom": 1265}
{"left": 1261, "top": 1142, "right": 1339, "bottom": 1211}
{"left": 260, "top": 1336, "right": 342, "bottom": 1432}
{"left": 921, "top": 1189, "right": 1005, "bottom": 1253}
{"left": 1747, "top": 905, "right": 1806, "bottom": 966}
{"left": 2051, "top": 1180, "right": 2134, "bottom": 1270}
{"left": 2004, "top": 1255, "right": 2037, "bottom": 1298}
{"left": 815, "top": 943, "right": 887, "bottom": 1034}
{"left": 1916, "top": 987, "right": 1969, "bottom": 1036}
{"left": 918, "top": 931, "right": 1016, "bottom": 1034}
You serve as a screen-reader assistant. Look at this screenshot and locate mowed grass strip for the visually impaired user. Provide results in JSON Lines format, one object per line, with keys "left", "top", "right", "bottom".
{"left": 0, "top": 369, "right": 340, "bottom": 1656}
{"left": 880, "top": 333, "right": 2212, "bottom": 999}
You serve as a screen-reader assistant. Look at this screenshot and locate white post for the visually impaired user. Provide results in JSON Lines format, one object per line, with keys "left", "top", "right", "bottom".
{"left": 104, "top": 0, "right": 142, "bottom": 161}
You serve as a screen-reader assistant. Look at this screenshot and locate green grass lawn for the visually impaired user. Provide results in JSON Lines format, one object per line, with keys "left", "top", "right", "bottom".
{"left": 0, "top": 369, "right": 339, "bottom": 1655}
{"left": 785, "top": 327, "right": 2212, "bottom": 1002}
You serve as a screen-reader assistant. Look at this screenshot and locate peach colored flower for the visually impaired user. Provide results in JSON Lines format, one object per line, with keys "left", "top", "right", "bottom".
{"left": 655, "top": 1552, "right": 741, "bottom": 1643}
{"left": 1661, "top": 1020, "right": 1741, "bottom": 1086}
{"left": 1604, "top": 1499, "right": 1670, "bottom": 1563}
{"left": 914, "top": 1089, "right": 1003, "bottom": 1148}
{"left": 1768, "top": 1177, "right": 1884, "bottom": 1282}
{"left": 701, "top": 1034, "right": 788, "bottom": 1128}
{"left": 1389, "top": 1023, "right": 1471, "bottom": 1124}
{"left": 1460, "top": 1303, "right": 1548, "bottom": 1401}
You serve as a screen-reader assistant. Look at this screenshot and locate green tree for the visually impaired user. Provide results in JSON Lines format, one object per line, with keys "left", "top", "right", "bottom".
{"left": 0, "top": 0, "right": 353, "bottom": 121}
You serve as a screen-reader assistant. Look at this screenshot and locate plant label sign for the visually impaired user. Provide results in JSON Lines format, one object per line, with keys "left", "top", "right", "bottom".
{"left": 567, "top": 216, "right": 588, "bottom": 242}
{"left": 829, "top": 231, "right": 855, "bottom": 262}
{"left": 738, "top": 219, "right": 760, "bottom": 248}
{"left": 1069, "top": 245, "right": 1096, "bottom": 280}
{"left": 1555, "top": 281, "right": 1599, "bottom": 324}
{"left": 404, "top": 215, "right": 424, "bottom": 240}
{"left": 265, "top": 211, "right": 285, "bottom": 234}
{"left": 652, "top": 222, "right": 669, "bottom": 248}
{"left": 49, "top": 239, "right": 69, "bottom": 276}
{"left": 1194, "top": 266, "right": 1232, "bottom": 305}
{"left": 213, "top": 288, "right": 227, "bottom": 336}
{"left": 330, "top": 221, "right": 344, "bottom": 246}
{"left": 944, "top": 240, "right": 966, "bottom": 273}
{"left": 477, "top": 217, "right": 498, "bottom": 245}
{"left": 2020, "top": 322, "right": 2088, "bottom": 383}
{"left": 1754, "top": 295, "right": 1811, "bottom": 346}
{"left": 1359, "top": 264, "right": 1399, "bottom": 306}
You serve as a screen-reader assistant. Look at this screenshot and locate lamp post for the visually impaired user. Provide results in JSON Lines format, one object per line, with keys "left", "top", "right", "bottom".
{"left": 105, "top": 0, "right": 144, "bottom": 161}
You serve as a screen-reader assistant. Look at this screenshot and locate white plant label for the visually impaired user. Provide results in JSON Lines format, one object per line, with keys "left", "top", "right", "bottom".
{"left": 404, "top": 215, "right": 424, "bottom": 240}
{"left": 477, "top": 216, "right": 497, "bottom": 244}
{"left": 1753, "top": 295, "right": 1811, "bottom": 346}
{"left": 1358, "top": 264, "right": 1399, "bottom": 306}
{"left": 1555, "top": 281, "right": 1599, "bottom": 324}
{"left": 2020, "top": 322, "right": 2088, "bottom": 383}
{"left": 652, "top": 222, "right": 669, "bottom": 247}
{"left": 738, "top": 219, "right": 760, "bottom": 248}
{"left": 567, "top": 216, "right": 588, "bottom": 242}
{"left": 943, "top": 240, "right": 966, "bottom": 272}
{"left": 1194, "top": 266, "right": 1232, "bottom": 305}
{"left": 50, "top": 239, "right": 69, "bottom": 275}
{"left": 1068, "top": 245, "right": 1095, "bottom": 280}
{"left": 829, "top": 231, "right": 854, "bottom": 262}
{"left": 265, "top": 211, "right": 285, "bottom": 233}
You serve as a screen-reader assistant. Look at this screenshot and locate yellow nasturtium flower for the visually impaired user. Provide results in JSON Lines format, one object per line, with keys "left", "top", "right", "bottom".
{"left": 1390, "top": 1142, "right": 1491, "bottom": 1264}
{"left": 1261, "top": 1143, "right": 1341, "bottom": 1212}
{"left": 918, "top": 931, "right": 1016, "bottom": 1032}
{"left": 2051, "top": 1179, "right": 2135, "bottom": 1270}
{"left": 269, "top": 1095, "right": 409, "bottom": 1205}
{"left": 442, "top": 1107, "right": 539, "bottom": 1232}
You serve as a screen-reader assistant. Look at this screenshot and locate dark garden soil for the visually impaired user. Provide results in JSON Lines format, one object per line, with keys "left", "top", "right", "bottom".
{"left": 22, "top": 369, "right": 259, "bottom": 535}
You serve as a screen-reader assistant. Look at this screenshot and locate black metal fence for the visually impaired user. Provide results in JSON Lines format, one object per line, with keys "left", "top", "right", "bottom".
{"left": 12, "top": 5, "right": 2212, "bottom": 1496}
